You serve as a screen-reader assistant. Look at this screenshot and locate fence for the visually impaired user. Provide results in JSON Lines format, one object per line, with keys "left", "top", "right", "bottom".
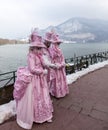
{"left": 65, "top": 51, "right": 108, "bottom": 74}
{"left": 0, "top": 71, "right": 16, "bottom": 104}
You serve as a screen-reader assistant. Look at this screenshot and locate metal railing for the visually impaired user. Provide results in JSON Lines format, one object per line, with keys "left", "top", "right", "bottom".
{"left": 0, "top": 71, "right": 16, "bottom": 88}
{"left": 65, "top": 51, "right": 108, "bottom": 74}
{"left": 0, "top": 71, "right": 16, "bottom": 104}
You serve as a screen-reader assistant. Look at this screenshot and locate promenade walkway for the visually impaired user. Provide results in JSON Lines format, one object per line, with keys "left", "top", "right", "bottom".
{"left": 1, "top": 65, "right": 108, "bottom": 130}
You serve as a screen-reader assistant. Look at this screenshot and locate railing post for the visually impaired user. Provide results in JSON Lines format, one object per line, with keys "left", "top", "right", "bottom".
{"left": 80, "top": 57, "right": 83, "bottom": 70}
{"left": 86, "top": 56, "right": 88, "bottom": 67}
{"left": 101, "top": 53, "right": 103, "bottom": 62}
{"left": 89, "top": 55, "right": 92, "bottom": 65}
{"left": 76, "top": 57, "right": 78, "bottom": 70}
{"left": 93, "top": 54, "right": 97, "bottom": 63}
{"left": 73, "top": 53, "right": 76, "bottom": 72}
{"left": 13, "top": 71, "right": 15, "bottom": 83}
{"left": 98, "top": 53, "right": 100, "bottom": 62}
{"left": 96, "top": 53, "right": 98, "bottom": 63}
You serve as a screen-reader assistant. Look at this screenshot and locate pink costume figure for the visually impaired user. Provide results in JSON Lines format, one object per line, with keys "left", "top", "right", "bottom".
{"left": 49, "top": 33, "right": 69, "bottom": 98}
{"left": 13, "top": 32, "right": 53, "bottom": 129}
{"left": 42, "top": 32, "right": 56, "bottom": 87}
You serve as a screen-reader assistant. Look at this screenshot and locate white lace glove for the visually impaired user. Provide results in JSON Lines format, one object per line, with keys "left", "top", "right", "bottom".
{"left": 50, "top": 64, "right": 57, "bottom": 69}
{"left": 55, "top": 63, "right": 62, "bottom": 69}
{"left": 43, "top": 69, "right": 48, "bottom": 75}
{"left": 61, "top": 63, "right": 66, "bottom": 67}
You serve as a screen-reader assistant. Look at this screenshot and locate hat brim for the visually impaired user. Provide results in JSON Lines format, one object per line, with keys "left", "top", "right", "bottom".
{"left": 44, "top": 38, "right": 53, "bottom": 43}
{"left": 29, "top": 42, "right": 46, "bottom": 48}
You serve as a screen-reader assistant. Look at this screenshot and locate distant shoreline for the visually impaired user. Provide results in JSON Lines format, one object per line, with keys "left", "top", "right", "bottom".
{"left": 0, "top": 38, "right": 28, "bottom": 46}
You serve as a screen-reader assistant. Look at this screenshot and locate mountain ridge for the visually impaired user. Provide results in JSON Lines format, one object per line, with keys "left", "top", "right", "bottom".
{"left": 42, "top": 17, "right": 108, "bottom": 43}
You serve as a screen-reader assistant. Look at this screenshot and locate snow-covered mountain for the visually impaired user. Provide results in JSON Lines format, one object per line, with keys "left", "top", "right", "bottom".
{"left": 42, "top": 17, "right": 108, "bottom": 43}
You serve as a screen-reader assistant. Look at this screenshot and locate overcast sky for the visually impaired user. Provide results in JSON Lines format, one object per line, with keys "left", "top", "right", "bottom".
{"left": 0, "top": 0, "right": 108, "bottom": 39}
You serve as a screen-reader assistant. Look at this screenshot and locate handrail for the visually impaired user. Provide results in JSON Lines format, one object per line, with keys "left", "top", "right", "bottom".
{"left": 65, "top": 51, "right": 108, "bottom": 74}
{"left": 65, "top": 51, "right": 108, "bottom": 62}
{"left": 0, "top": 71, "right": 16, "bottom": 88}
{"left": 0, "top": 70, "right": 16, "bottom": 76}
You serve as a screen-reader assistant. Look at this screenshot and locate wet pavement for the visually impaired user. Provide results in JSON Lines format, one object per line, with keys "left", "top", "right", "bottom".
{"left": 1, "top": 66, "right": 108, "bottom": 130}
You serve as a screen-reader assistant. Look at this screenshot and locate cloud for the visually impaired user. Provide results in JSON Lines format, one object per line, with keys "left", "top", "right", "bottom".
{"left": 0, "top": 0, "right": 108, "bottom": 39}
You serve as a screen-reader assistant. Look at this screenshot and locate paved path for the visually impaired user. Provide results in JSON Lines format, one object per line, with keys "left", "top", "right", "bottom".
{"left": 1, "top": 66, "right": 108, "bottom": 130}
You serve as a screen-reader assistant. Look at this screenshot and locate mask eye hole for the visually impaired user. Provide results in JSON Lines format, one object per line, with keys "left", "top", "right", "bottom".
{"left": 37, "top": 47, "right": 41, "bottom": 50}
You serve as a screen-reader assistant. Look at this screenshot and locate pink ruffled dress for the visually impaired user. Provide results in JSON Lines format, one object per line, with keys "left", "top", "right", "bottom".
{"left": 13, "top": 52, "right": 53, "bottom": 129}
{"left": 49, "top": 45, "right": 69, "bottom": 98}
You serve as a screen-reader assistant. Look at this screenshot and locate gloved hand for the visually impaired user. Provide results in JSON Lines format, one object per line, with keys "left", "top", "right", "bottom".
{"left": 50, "top": 64, "right": 57, "bottom": 69}
{"left": 55, "top": 63, "right": 62, "bottom": 69}
{"left": 61, "top": 63, "right": 66, "bottom": 67}
{"left": 43, "top": 69, "right": 48, "bottom": 74}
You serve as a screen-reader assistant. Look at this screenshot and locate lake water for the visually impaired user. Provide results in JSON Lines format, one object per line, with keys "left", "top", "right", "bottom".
{"left": 0, "top": 43, "right": 108, "bottom": 73}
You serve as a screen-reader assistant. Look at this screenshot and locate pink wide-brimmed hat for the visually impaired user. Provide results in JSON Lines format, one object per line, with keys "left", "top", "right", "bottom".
{"left": 52, "top": 33, "right": 62, "bottom": 43}
{"left": 30, "top": 35, "right": 46, "bottom": 48}
{"left": 44, "top": 32, "right": 53, "bottom": 42}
